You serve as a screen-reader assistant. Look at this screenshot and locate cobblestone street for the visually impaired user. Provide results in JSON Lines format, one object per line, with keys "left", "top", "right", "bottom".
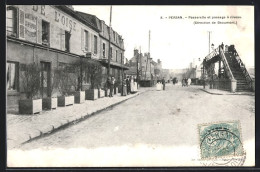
{"left": 8, "top": 84, "right": 255, "bottom": 167}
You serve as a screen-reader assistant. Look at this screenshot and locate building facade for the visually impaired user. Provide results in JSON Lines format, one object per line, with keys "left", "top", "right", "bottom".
{"left": 6, "top": 5, "right": 127, "bottom": 103}
{"left": 127, "top": 49, "right": 161, "bottom": 81}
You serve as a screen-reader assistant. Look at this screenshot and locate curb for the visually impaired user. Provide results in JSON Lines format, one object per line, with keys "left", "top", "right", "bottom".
{"left": 200, "top": 88, "right": 255, "bottom": 96}
{"left": 20, "top": 91, "right": 147, "bottom": 146}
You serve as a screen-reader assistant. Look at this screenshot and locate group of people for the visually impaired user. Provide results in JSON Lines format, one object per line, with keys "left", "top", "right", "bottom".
{"left": 182, "top": 78, "right": 191, "bottom": 87}
{"left": 125, "top": 76, "right": 138, "bottom": 94}
{"left": 106, "top": 76, "right": 116, "bottom": 97}
{"left": 106, "top": 76, "right": 138, "bottom": 97}
{"left": 156, "top": 78, "right": 166, "bottom": 91}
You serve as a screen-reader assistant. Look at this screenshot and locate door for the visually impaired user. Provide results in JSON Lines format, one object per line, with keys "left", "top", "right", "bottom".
{"left": 40, "top": 61, "right": 51, "bottom": 98}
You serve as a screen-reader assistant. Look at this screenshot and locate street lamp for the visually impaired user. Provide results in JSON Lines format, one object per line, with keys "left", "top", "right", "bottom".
{"left": 211, "top": 43, "right": 214, "bottom": 51}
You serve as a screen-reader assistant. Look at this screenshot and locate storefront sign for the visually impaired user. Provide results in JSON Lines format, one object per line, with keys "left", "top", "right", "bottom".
{"left": 25, "top": 13, "right": 37, "bottom": 43}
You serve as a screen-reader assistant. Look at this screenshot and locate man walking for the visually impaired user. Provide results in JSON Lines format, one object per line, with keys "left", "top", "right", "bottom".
{"left": 162, "top": 77, "right": 166, "bottom": 90}
{"left": 126, "top": 76, "right": 130, "bottom": 95}
{"left": 109, "top": 76, "right": 115, "bottom": 97}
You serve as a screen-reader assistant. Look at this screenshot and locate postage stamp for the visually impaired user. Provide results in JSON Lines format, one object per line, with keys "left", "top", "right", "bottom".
{"left": 198, "top": 121, "right": 246, "bottom": 166}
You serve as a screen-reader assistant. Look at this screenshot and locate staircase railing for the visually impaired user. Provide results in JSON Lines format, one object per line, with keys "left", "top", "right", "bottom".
{"left": 205, "top": 47, "right": 219, "bottom": 61}
{"left": 218, "top": 47, "right": 235, "bottom": 80}
{"left": 232, "top": 47, "right": 253, "bottom": 89}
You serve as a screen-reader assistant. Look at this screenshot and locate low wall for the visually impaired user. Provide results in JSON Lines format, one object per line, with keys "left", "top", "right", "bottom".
{"left": 212, "top": 79, "right": 233, "bottom": 92}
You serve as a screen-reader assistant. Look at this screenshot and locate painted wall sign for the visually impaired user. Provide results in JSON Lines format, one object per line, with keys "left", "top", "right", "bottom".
{"left": 55, "top": 11, "right": 76, "bottom": 31}
{"left": 24, "top": 13, "right": 37, "bottom": 43}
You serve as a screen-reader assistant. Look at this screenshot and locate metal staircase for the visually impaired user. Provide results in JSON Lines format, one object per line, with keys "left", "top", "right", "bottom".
{"left": 224, "top": 50, "right": 253, "bottom": 91}
{"left": 204, "top": 45, "right": 253, "bottom": 92}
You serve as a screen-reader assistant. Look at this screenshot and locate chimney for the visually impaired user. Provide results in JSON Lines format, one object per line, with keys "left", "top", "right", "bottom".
{"left": 134, "top": 49, "right": 139, "bottom": 56}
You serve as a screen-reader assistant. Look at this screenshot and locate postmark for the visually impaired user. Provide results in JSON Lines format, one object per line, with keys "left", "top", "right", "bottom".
{"left": 198, "top": 121, "right": 246, "bottom": 166}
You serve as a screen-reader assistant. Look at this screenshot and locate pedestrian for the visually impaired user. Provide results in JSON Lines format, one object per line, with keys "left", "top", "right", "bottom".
{"left": 182, "top": 78, "right": 185, "bottom": 87}
{"left": 109, "top": 76, "right": 115, "bottom": 97}
{"left": 221, "top": 42, "right": 224, "bottom": 50}
{"left": 122, "top": 78, "right": 127, "bottom": 96}
{"left": 183, "top": 78, "right": 187, "bottom": 87}
{"left": 162, "top": 77, "right": 166, "bottom": 90}
{"left": 106, "top": 76, "right": 111, "bottom": 96}
{"left": 130, "top": 76, "right": 134, "bottom": 93}
{"left": 126, "top": 76, "right": 130, "bottom": 95}
{"left": 187, "top": 78, "right": 191, "bottom": 86}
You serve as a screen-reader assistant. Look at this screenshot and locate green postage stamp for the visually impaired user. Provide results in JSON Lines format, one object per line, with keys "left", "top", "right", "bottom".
{"left": 198, "top": 121, "right": 246, "bottom": 166}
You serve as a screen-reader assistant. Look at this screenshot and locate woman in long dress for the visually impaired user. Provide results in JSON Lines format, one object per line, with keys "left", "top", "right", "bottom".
{"left": 130, "top": 76, "right": 134, "bottom": 93}
{"left": 187, "top": 78, "right": 191, "bottom": 86}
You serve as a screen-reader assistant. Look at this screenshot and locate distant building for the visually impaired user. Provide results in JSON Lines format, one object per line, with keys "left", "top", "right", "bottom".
{"left": 126, "top": 49, "right": 162, "bottom": 80}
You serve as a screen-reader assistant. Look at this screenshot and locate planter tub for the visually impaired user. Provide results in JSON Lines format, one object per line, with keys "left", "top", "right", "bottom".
{"left": 58, "top": 96, "right": 74, "bottom": 107}
{"left": 19, "top": 99, "right": 42, "bottom": 114}
{"left": 114, "top": 87, "right": 118, "bottom": 95}
{"left": 74, "top": 91, "right": 85, "bottom": 104}
{"left": 85, "top": 89, "right": 98, "bottom": 100}
{"left": 42, "top": 97, "right": 57, "bottom": 110}
{"left": 98, "top": 89, "right": 105, "bottom": 98}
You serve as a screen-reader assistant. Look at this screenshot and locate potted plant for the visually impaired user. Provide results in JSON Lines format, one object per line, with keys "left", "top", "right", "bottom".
{"left": 85, "top": 60, "right": 102, "bottom": 100}
{"left": 70, "top": 62, "right": 85, "bottom": 104}
{"left": 19, "top": 63, "right": 42, "bottom": 114}
{"left": 56, "top": 66, "right": 74, "bottom": 107}
{"left": 42, "top": 68, "right": 59, "bottom": 110}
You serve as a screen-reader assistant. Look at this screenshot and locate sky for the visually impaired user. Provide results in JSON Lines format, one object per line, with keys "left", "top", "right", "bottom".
{"left": 73, "top": 5, "right": 254, "bottom": 69}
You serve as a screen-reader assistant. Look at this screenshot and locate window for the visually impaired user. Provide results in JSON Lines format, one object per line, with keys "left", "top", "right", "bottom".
{"left": 109, "top": 47, "right": 112, "bottom": 60}
{"left": 84, "top": 30, "right": 89, "bottom": 51}
{"left": 6, "top": 6, "right": 18, "bottom": 37}
{"left": 94, "top": 35, "right": 97, "bottom": 54}
{"left": 113, "top": 31, "right": 115, "bottom": 41}
{"left": 121, "top": 53, "right": 123, "bottom": 63}
{"left": 65, "top": 31, "right": 70, "bottom": 52}
{"left": 116, "top": 50, "right": 118, "bottom": 62}
{"left": 102, "top": 43, "right": 106, "bottom": 58}
{"left": 6, "top": 62, "right": 19, "bottom": 91}
{"left": 42, "top": 20, "right": 49, "bottom": 45}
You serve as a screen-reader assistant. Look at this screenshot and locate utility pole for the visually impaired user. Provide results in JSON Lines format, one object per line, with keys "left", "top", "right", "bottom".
{"left": 208, "top": 31, "right": 211, "bottom": 54}
{"left": 148, "top": 30, "right": 151, "bottom": 54}
{"left": 121, "top": 51, "right": 124, "bottom": 96}
{"left": 107, "top": 5, "right": 112, "bottom": 76}
{"left": 140, "top": 46, "right": 142, "bottom": 80}
{"left": 136, "top": 49, "right": 139, "bottom": 86}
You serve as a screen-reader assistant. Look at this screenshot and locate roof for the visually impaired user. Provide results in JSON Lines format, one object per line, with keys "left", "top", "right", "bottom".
{"left": 55, "top": 6, "right": 100, "bottom": 32}
{"left": 75, "top": 11, "right": 101, "bottom": 31}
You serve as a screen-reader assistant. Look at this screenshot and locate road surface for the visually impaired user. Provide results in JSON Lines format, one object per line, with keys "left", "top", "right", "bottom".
{"left": 14, "top": 84, "right": 255, "bottom": 166}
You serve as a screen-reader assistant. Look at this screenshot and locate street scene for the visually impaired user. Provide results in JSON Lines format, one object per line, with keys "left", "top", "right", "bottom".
{"left": 6, "top": 5, "right": 255, "bottom": 167}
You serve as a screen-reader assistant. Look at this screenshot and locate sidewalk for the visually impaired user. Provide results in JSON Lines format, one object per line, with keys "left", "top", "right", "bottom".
{"left": 7, "top": 87, "right": 153, "bottom": 149}
{"left": 199, "top": 87, "right": 255, "bottom": 96}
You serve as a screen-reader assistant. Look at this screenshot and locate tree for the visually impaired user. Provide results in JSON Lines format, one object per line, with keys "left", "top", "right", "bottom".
{"left": 56, "top": 66, "right": 73, "bottom": 96}
{"left": 49, "top": 68, "right": 60, "bottom": 97}
{"left": 84, "top": 60, "right": 103, "bottom": 89}
{"left": 20, "top": 63, "right": 41, "bottom": 99}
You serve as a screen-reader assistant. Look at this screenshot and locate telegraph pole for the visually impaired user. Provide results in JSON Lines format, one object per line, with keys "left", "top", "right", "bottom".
{"left": 208, "top": 31, "right": 211, "bottom": 54}
{"left": 107, "top": 6, "right": 112, "bottom": 76}
{"left": 148, "top": 30, "right": 151, "bottom": 54}
{"left": 136, "top": 49, "right": 139, "bottom": 85}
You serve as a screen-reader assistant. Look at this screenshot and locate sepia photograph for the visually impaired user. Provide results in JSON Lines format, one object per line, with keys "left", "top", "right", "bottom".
{"left": 6, "top": 5, "right": 255, "bottom": 167}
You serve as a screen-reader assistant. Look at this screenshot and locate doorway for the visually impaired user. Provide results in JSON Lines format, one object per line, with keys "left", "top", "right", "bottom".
{"left": 40, "top": 61, "right": 51, "bottom": 98}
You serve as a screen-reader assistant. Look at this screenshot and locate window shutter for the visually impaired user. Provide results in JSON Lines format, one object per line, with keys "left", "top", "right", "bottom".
{"left": 60, "top": 29, "right": 65, "bottom": 51}
{"left": 37, "top": 17, "right": 42, "bottom": 44}
{"left": 90, "top": 33, "right": 93, "bottom": 52}
{"left": 81, "top": 28, "right": 84, "bottom": 51}
{"left": 19, "top": 9, "right": 25, "bottom": 39}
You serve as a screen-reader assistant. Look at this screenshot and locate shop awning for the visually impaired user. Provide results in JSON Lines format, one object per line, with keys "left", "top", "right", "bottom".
{"left": 98, "top": 59, "right": 129, "bottom": 70}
